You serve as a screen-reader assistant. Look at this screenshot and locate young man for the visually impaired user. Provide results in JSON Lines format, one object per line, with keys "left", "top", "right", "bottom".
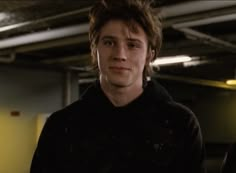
{"left": 30, "top": 0, "right": 206, "bottom": 172}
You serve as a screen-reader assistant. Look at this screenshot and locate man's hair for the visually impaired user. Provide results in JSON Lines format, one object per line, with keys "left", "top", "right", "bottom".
{"left": 89, "top": 0, "right": 162, "bottom": 78}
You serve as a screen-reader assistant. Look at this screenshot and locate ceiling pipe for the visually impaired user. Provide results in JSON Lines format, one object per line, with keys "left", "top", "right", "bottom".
{"left": 160, "top": 1, "right": 236, "bottom": 19}
{"left": 0, "top": 23, "right": 89, "bottom": 49}
{"left": 175, "top": 27, "right": 236, "bottom": 53}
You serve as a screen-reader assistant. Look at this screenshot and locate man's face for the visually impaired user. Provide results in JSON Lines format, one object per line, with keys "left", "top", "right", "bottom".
{"left": 97, "top": 20, "right": 150, "bottom": 88}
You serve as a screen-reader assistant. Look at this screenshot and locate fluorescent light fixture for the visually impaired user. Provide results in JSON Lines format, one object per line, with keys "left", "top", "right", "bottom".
{"left": 183, "top": 59, "right": 208, "bottom": 67}
{"left": 150, "top": 55, "right": 192, "bottom": 66}
{"left": 226, "top": 80, "right": 236, "bottom": 86}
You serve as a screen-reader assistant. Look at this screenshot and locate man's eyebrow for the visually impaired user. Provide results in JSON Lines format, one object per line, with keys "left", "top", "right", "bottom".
{"left": 126, "top": 38, "right": 144, "bottom": 44}
{"left": 101, "top": 35, "right": 144, "bottom": 44}
{"left": 101, "top": 35, "right": 116, "bottom": 40}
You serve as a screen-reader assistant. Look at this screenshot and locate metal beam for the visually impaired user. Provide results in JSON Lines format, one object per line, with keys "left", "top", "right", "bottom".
{"left": 175, "top": 28, "right": 236, "bottom": 53}
{"left": 173, "top": 13, "right": 236, "bottom": 28}
{"left": 15, "top": 34, "right": 88, "bottom": 53}
{"left": 160, "top": 1, "right": 236, "bottom": 19}
{"left": 0, "top": 23, "right": 89, "bottom": 49}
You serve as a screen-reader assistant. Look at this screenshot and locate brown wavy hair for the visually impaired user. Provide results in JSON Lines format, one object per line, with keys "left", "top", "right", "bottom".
{"left": 89, "top": 0, "right": 162, "bottom": 78}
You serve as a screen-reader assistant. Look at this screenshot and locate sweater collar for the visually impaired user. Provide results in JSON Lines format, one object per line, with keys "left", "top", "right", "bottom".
{"left": 81, "top": 79, "right": 173, "bottom": 110}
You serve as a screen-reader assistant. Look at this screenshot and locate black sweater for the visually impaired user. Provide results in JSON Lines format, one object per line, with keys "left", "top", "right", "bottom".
{"left": 30, "top": 80, "right": 206, "bottom": 173}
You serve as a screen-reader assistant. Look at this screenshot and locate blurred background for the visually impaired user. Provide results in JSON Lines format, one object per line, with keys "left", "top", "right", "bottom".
{"left": 0, "top": 0, "right": 236, "bottom": 173}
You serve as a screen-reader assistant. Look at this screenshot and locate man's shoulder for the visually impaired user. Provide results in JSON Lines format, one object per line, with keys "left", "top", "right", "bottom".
{"left": 158, "top": 100, "right": 199, "bottom": 129}
{"left": 166, "top": 101, "right": 194, "bottom": 117}
{"left": 146, "top": 80, "right": 197, "bottom": 124}
{"left": 48, "top": 99, "right": 88, "bottom": 123}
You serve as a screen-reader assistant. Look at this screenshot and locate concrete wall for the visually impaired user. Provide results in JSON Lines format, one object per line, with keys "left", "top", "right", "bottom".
{"left": 0, "top": 66, "right": 66, "bottom": 173}
{"left": 1, "top": 67, "right": 235, "bottom": 173}
{"left": 158, "top": 80, "right": 236, "bottom": 143}
{"left": 158, "top": 79, "right": 236, "bottom": 173}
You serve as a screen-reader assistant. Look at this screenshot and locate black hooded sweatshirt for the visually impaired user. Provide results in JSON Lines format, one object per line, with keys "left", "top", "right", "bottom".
{"left": 30, "top": 80, "right": 206, "bottom": 173}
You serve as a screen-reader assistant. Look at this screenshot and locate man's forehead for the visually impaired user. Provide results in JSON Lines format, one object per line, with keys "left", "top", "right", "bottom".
{"left": 100, "top": 20, "right": 146, "bottom": 39}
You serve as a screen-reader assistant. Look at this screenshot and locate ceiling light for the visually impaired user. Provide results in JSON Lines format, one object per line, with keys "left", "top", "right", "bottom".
{"left": 150, "top": 55, "right": 192, "bottom": 66}
{"left": 183, "top": 59, "right": 209, "bottom": 67}
{"left": 226, "top": 79, "right": 236, "bottom": 86}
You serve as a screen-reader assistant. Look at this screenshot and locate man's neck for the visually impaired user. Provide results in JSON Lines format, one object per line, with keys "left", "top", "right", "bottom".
{"left": 100, "top": 81, "right": 143, "bottom": 107}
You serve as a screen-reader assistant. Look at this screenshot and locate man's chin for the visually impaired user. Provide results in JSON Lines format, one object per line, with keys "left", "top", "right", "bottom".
{"left": 109, "top": 79, "right": 131, "bottom": 88}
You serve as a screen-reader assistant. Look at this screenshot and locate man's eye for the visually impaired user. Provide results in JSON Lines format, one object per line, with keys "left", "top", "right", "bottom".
{"left": 104, "top": 40, "right": 114, "bottom": 46}
{"left": 128, "top": 42, "right": 140, "bottom": 49}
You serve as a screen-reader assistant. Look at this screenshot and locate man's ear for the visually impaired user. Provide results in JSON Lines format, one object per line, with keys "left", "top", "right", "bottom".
{"left": 146, "top": 49, "right": 155, "bottom": 64}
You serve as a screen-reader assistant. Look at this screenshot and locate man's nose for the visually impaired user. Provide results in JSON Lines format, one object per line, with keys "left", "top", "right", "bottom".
{"left": 112, "top": 44, "right": 127, "bottom": 61}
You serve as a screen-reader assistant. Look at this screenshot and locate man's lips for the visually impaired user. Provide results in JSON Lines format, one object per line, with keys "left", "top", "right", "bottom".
{"left": 109, "top": 66, "right": 130, "bottom": 71}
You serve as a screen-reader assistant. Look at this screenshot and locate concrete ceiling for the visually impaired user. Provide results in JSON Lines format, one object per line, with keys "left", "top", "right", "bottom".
{"left": 0, "top": 0, "right": 236, "bottom": 89}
